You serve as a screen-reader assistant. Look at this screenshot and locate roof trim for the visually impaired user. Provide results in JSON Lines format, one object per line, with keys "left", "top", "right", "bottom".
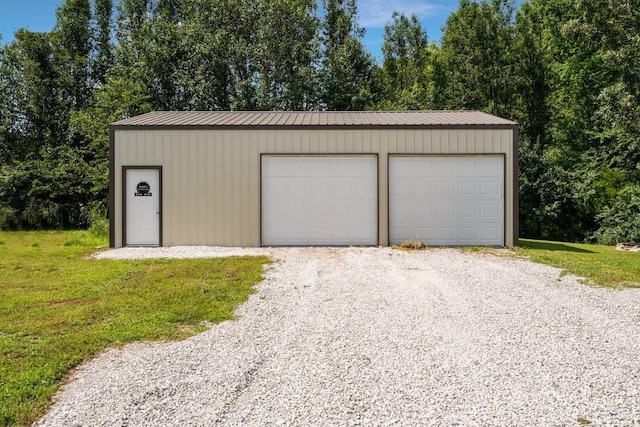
{"left": 109, "top": 123, "right": 519, "bottom": 131}
{"left": 109, "top": 110, "right": 519, "bottom": 130}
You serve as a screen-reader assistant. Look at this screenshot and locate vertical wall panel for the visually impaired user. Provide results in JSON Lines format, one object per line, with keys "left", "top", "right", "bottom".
{"left": 433, "top": 130, "right": 442, "bottom": 153}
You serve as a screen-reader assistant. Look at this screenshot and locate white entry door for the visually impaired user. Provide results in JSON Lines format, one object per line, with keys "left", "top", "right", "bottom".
{"left": 262, "top": 156, "right": 378, "bottom": 246}
{"left": 389, "top": 156, "right": 504, "bottom": 246}
{"left": 125, "top": 168, "right": 161, "bottom": 246}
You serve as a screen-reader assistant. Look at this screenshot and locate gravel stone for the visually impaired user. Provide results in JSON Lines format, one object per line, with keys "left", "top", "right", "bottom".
{"left": 38, "top": 247, "right": 640, "bottom": 426}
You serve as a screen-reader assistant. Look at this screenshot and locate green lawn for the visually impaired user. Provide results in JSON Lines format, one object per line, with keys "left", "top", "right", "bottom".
{"left": 516, "top": 239, "right": 640, "bottom": 288}
{"left": 0, "top": 231, "right": 269, "bottom": 426}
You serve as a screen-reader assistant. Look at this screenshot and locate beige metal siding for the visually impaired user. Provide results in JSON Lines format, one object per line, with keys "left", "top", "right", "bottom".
{"left": 113, "top": 128, "right": 515, "bottom": 248}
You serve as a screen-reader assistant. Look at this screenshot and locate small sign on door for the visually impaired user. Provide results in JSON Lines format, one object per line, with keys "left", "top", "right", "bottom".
{"left": 135, "top": 181, "right": 152, "bottom": 197}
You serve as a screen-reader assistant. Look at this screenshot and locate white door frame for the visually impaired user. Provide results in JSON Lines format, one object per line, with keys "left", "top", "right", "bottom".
{"left": 122, "top": 166, "right": 162, "bottom": 246}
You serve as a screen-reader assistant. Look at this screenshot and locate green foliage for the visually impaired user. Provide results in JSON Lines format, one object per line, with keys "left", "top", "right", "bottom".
{"left": 0, "top": 0, "right": 639, "bottom": 242}
{"left": 0, "top": 205, "right": 18, "bottom": 229}
{"left": 0, "top": 146, "right": 99, "bottom": 229}
{"left": 0, "top": 231, "right": 269, "bottom": 425}
{"left": 516, "top": 0, "right": 640, "bottom": 242}
{"left": 54, "top": 0, "right": 92, "bottom": 110}
{"left": 592, "top": 185, "right": 640, "bottom": 245}
{"left": 93, "top": 0, "right": 114, "bottom": 84}
{"left": 376, "top": 12, "right": 443, "bottom": 110}
{"left": 440, "top": 0, "right": 517, "bottom": 117}
{"left": 319, "top": 0, "right": 376, "bottom": 110}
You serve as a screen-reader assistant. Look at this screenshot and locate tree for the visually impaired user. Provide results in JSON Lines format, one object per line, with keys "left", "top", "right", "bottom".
{"left": 177, "top": 0, "right": 233, "bottom": 110}
{"left": 512, "top": 1, "right": 551, "bottom": 238}
{"left": 54, "top": 0, "right": 93, "bottom": 110}
{"left": 513, "top": 2, "right": 549, "bottom": 148}
{"left": 376, "top": 12, "right": 443, "bottom": 110}
{"left": 4, "top": 30, "right": 70, "bottom": 154}
{"left": 0, "top": 36, "right": 11, "bottom": 163}
{"left": 319, "top": 0, "right": 376, "bottom": 110}
{"left": 94, "top": 0, "right": 114, "bottom": 84}
{"left": 440, "top": 0, "right": 517, "bottom": 117}
{"left": 255, "top": 0, "right": 320, "bottom": 110}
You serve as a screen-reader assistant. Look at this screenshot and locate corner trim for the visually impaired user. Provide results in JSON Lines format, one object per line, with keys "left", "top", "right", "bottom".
{"left": 512, "top": 127, "right": 520, "bottom": 247}
{"left": 109, "top": 129, "right": 115, "bottom": 247}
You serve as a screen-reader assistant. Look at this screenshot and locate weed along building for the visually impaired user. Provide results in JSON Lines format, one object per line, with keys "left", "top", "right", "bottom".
{"left": 109, "top": 111, "right": 519, "bottom": 248}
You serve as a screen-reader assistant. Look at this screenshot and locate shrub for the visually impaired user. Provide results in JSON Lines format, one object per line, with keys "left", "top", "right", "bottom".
{"left": 86, "top": 204, "right": 109, "bottom": 238}
{"left": 592, "top": 184, "right": 640, "bottom": 245}
{"left": 0, "top": 205, "right": 18, "bottom": 230}
{"left": 400, "top": 241, "right": 427, "bottom": 250}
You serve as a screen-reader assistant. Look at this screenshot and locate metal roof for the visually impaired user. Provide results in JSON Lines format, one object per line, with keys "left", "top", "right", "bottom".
{"left": 110, "top": 110, "right": 518, "bottom": 129}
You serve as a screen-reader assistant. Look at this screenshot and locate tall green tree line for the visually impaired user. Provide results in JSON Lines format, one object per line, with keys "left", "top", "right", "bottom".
{"left": 1, "top": 0, "right": 638, "bottom": 244}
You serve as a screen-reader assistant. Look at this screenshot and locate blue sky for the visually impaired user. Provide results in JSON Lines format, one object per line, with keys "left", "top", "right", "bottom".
{"left": 0, "top": 0, "right": 465, "bottom": 60}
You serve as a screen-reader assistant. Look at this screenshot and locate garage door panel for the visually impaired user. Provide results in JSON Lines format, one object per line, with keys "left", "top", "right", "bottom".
{"left": 334, "top": 157, "right": 373, "bottom": 176}
{"left": 390, "top": 158, "right": 415, "bottom": 177}
{"left": 262, "top": 177, "right": 287, "bottom": 197}
{"left": 481, "top": 181, "right": 501, "bottom": 197}
{"left": 304, "top": 200, "right": 331, "bottom": 217}
{"left": 334, "top": 200, "right": 376, "bottom": 220}
{"left": 459, "top": 228, "right": 480, "bottom": 241}
{"left": 262, "top": 200, "right": 303, "bottom": 220}
{"left": 481, "top": 157, "right": 503, "bottom": 176}
{"left": 262, "top": 225, "right": 288, "bottom": 243}
{"left": 436, "top": 159, "right": 456, "bottom": 174}
{"left": 262, "top": 156, "right": 377, "bottom": 246}
{"left": 481, "top": 204, "right": 501, "bottom": 219}
{"left": 436, "top": 227, "right": 457, "bottom": 241}
{"left": 437, "top": 181, "right": 456, "bottom": 196}
{"left": 459, "top": 181, "right": 478, "bottom": 195}
{"left": 391, "top": 226, "right": 435, "bottom": 242}
{"left": 413, "top": 227, "right": 435, "bottom": 241}
{"left": 459, "top": 205, "right": 479, "bottom": 218}
{"left": 353, "top": 177, "right": 377, "bottom": 194}
{"left": 390, "top": 156, "right": 504, "bottom": 246}
{"left": 297, "top": 160, "right": 323, "bottom": 176}
{"left": 289, "top": 178, "right": 313, "bottom": 196}
{"left": 393, "top": 203, "right": 415, "bottom": 221}
{"left": 436, "top": 205, "right": 456, "bottom": 218}
{"left": 481, "top": 228, "right": 501, "bottom": 242}
{"left": 262, "top": 158, "right": 283, "bottom": 176}
{"left": 390, "top": 178, "right": 414, "bottom": 198}
{"left": 414, "top": 168, "right": 436, "bottom": 178}
{"left": 458, "top": 158, "right": 480, "bottom": 176}
{"left": 414, "top": 204, "right": 435, "bottom": 219}
{"left": 331, "top": 178, "right": 352, "bottom": 198}
{"left": 414, "top": 180, "right": 436, "bottom": 198}
{"left": 306, "top": 226, "right": 333, "bottom": 240}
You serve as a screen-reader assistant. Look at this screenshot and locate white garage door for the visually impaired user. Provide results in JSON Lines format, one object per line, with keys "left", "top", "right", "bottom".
{"left": 262, "top": 156, "right": 378, "bottom": 246}
{"left": 389, "top": 156, "right": 504, "bottom": 246}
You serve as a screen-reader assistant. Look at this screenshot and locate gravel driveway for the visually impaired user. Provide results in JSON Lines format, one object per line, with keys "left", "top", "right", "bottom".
{"left": 39, "top": 247, "right": 640, "bottom": 426}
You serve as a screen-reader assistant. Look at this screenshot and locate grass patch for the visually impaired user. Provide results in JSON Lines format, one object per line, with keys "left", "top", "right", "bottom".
{"left": 0, "top": 231, "right": 269, "bottom": 426}
{"left": 516, "top": 239, "right": 640, "bottom": 288}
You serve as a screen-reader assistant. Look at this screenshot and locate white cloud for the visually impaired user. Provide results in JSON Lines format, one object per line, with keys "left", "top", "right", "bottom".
{"left": 356, "top": 0, "right": 445, "bottom": 28}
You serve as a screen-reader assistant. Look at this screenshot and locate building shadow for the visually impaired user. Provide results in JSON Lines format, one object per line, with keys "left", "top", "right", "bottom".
{"left": 519, "top": 239, "right": 595, "bottom": 253}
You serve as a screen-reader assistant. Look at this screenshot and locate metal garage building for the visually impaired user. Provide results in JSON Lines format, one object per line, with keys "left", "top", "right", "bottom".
{"left": 109, "top": 111, "right": 518, "bottom": 248}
